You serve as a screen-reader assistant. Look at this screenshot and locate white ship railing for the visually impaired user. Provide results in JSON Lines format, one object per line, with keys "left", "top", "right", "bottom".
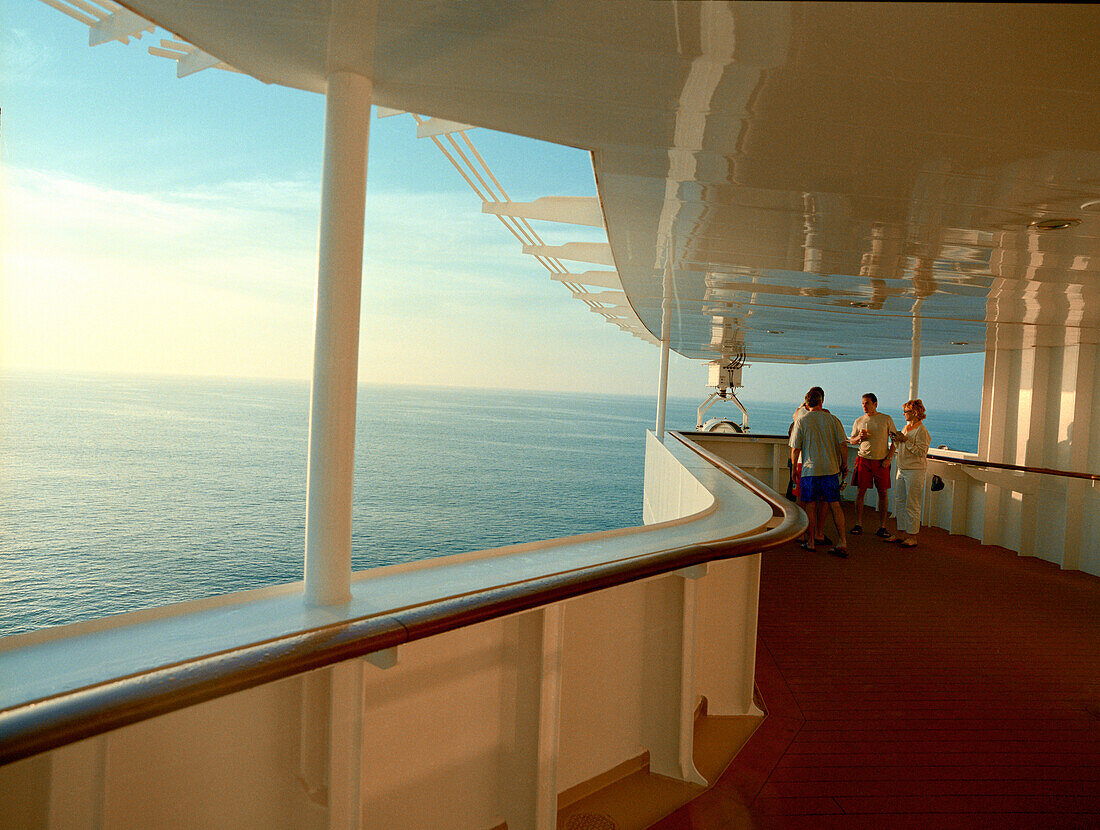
{"left": 923, "top": 450, "right": 1100, "bottom": 569}
{"left": 0, "top": 431, "right": 804, "bottom": 830}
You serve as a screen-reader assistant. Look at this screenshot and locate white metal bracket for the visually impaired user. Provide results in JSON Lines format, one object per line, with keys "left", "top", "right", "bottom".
{"left": 551, "top": 270, "right": 622, "bottom": 290}
{"left": 365, "top": 646, "right": 399, "bottom": 670}
{"left": 522, "top": 242, "right": 615, "bottom": 267}
{"left": 149, "top": 39, "right": 240, "bottom": 77}
{"left": 676, "top": 563, "right": 709, "bottom": 580}
{"left": 90, "top": 7, "right": 154, "bottom": 46}
{"left": 483, "top": 196, "right": 604, "bottom": 227}
{"left": 416, "top": 117, "right": 474, "bottom": 138}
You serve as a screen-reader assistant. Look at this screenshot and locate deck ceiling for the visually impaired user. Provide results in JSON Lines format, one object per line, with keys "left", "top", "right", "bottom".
{"left": 121, "top": 0, "right": 1100, "bottom": 363}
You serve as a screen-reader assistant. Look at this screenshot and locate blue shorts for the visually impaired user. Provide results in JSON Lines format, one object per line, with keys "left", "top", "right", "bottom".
{"left": 800, "top": 474, "right": 841, "bottom": 503}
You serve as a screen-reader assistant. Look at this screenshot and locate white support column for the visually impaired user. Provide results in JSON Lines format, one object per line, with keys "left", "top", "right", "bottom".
{"left": 772, "top": 442, "right": 787, "bottom": 493}
{"left": 501, "top": 606, "right": 564, "bottom": 830}
{"left": 1058, "top": 338, "right": 1098, "bottom": 572}
{"left": 639, "top": 574, "right": 706, "bottom": 786}
{"left": 674, "top": 567, "right": 707, "bottom": 786}
{"left": 296, "top": 660, "right": 366, "bottom": 829}
{"left": 975, "top": 323, "right": 1100, "bottom": 575}
{"left": 328, "top": 660, "right": 365, "bottom": 830}
{"left": 1017, "top": 344, "right": 1052, "bottom": 559}
{"left": 981, "top": 326, "right": 1017, "bottom": 549}
{"left": 909, "top": 298, "right": 923, "bottom": 400}
{"left": 304, "top": 72, "right": 372, "bottom": 607}
{"left": 298, "top": 670, "right": 332, "bottom": 804}
{"left": 655, "top": 254, "right": 673, "bottom": 441}
{"left": 48, "top": 737, "right": 107, "bottom": 829}
{"left": 656, "top": 338, "right": 670, "bottom": 440}
{"left": 694, "top": 556, "right": 763, "bottom": 717}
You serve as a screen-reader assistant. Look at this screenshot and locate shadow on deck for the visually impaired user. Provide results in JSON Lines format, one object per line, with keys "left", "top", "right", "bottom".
{"left": 653, "top": 502, "right": 1100, "bottom": 829}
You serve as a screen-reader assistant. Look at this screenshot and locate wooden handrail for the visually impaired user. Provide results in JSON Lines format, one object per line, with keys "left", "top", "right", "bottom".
{"left": 0, "top": 433, "right": 806, "bottom": 766}
{"left": 926, "top": 451, "right": 1099, "bottom": 482}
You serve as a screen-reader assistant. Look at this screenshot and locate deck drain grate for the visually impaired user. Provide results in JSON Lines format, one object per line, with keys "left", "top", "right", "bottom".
{"left": 564, "top": 814, "right": 617, "bottom": 830}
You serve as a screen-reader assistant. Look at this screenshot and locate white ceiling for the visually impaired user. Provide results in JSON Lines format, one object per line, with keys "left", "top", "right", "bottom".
{"left": 119, "top": 0, "right": 1100, "bottom": 363}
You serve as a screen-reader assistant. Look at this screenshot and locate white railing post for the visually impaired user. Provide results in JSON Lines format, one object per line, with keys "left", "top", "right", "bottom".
{"left": 304, "top": 71, "right": 372, "bottom": 607}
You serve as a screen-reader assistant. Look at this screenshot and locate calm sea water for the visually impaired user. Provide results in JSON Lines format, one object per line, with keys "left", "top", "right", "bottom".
{"left": 0, "top": 374, "right": 979, "bottom": 636}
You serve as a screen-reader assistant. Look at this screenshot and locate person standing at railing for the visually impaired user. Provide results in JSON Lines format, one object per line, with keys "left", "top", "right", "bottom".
{"left": 883, "top": 399, "right": 932, "bottom": 548}
{"left": 787, "top": 387, "right": 824, "bottom": 503}
{"left": 790, "top": 387, "right": 850, "bottom": 557}
{"left": 848, "top": 392, "right": 898, "bottom": 537}
{"left": 789, "top": 387, "right": 841, "bottom": 545}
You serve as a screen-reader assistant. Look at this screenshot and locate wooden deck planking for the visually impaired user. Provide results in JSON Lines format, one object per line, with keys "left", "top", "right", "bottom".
{"left": 652, "top": 504, "right": 1100, "bottom": 828}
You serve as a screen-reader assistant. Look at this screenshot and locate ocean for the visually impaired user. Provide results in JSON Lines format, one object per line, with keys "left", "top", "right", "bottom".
{"left": 0, "top": 374, "right": 980, "bottom": 636}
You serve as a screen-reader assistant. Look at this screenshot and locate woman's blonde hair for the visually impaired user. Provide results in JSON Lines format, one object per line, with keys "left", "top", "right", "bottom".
{"left": 903, "top": 398, "right": 926, "bottom": 420}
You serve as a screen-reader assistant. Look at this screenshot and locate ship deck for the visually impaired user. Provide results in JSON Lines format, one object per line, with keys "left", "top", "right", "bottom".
{"left": 654, "top": 503, "right": 1100, "bottom": 829}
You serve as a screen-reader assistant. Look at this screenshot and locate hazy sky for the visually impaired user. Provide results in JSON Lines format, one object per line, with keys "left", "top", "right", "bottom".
{"left": 2, "top": 1, "right": 985, "bottom": 413}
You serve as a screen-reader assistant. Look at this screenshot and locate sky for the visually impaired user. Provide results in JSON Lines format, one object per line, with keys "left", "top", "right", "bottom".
{"left": 1, "top": 1, "right": 985, "bottom": 413}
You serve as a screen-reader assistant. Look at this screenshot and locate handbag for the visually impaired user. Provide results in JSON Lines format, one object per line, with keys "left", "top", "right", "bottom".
{"left": 930, "top": 474, "right": 945, "bottom": 492}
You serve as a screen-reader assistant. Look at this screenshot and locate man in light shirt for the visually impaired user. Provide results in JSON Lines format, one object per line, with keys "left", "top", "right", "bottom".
{"left": 848, "top": 392, "right": 898, "bottom": 536}
{"left": 790, "top": 387, "right": 849, "bottom": 557}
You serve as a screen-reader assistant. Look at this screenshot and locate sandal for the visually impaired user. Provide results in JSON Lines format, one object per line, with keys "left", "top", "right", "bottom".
{"left": 815, "top": 535, "right": 832, "bottom": 546}
{"left": 850, "top": 525, "right": 863, "bottom": 535}
{"left": 899, "top": 539, "right": 918, "bottom": 548}
{"left": 800, "top": 540, "right": 816, "bottom": 552}
{"left": 874, "top": 527, "right": 891, "bottom": 538}
{"left": 827, "top": 546, "right": 849, "bottom": 558}
{"left": 882, "top": 534, "right": 902, "bottom": 543}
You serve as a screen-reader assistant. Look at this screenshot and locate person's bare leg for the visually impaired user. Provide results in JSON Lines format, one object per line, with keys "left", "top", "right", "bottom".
{"left": 802, "top": 499, "right": 817, "bottom": 547}
{"left": 816, "top": 502, "right": 830, "bottom": 544}
{"left": 829, "top": 500, "right": 847, "bottom": 545}
{"left": 815, "top": 502, "right": 834, "bottom": 544}
{"left": 853, "top": 486, "right": 867, "bottom": 530}
{"left": 877, "top": 485, "right": 889, "bottom": 532}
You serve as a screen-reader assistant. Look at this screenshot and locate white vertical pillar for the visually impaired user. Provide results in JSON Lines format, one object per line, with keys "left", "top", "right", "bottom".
{"left": 909, "top": 299, "right": 923, "bottom": 400}
{"left": 305, "top": 72, "right": 372, "bottom": 607}
{"left": 655, "top": 338, "right": 670, "bottom": 440}
{"left": 298, "top": 670, "right": 332, "bottom": 801}
{"left": 48, "top": 737, "right": 107, "bottom": 829}
{"left": 674, "top": 568, "right": 707, "bottom": 786}
{"left": 500, "top": 607, "right": 564, "bottom": 830}
{"left": 694, "top": 556, "right": 762, "bottom": 717}
{"left": 655, "top": 254, "right": 673, "bottom": 440}
{"left": 639, "top": 575, "right": 705, "bottom": 786}
{"left": 329, "top": 660, "right": 365, "bottom": 830}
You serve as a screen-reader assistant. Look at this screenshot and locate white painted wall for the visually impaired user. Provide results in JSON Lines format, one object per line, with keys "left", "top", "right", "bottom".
{"left": 971, "top": 327, "right": 1100, "bottom": 574}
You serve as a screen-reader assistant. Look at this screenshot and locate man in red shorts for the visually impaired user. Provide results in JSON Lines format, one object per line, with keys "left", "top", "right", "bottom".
{"left": 848, "top": 392, "right": 898, "bottom": 537}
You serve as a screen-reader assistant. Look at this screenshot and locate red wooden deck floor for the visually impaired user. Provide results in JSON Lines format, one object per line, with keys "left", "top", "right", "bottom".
{"left": 655, "top": 507, "right": 1100, "bottom": 829}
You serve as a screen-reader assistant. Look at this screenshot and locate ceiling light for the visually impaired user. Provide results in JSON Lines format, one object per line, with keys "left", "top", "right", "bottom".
{"left": 766, "top": 329, "right": 784, "bottom": 335}
{"left": 1029, "top": 217, "right": 1081, "bottom": 231}
{"left": 1080, "top": 200, "right": 1100, "bottom": 213}
{"left": 850, "top": 301, "right": 870, "bottom": 308}
{"left": 951, "top": 341, "right": 970, "bottom": 346}
{"left": 836, "top": 352, "right": 848, "bottom": 356}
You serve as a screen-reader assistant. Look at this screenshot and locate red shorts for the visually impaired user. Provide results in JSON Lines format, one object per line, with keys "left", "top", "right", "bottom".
{"left": 854, "top": 456, "right": 891, "bottom": 491}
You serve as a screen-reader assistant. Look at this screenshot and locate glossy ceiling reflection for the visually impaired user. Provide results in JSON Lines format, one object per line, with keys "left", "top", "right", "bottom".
{"left": 120, "top": 0, "right": 1100, "bottom": 363}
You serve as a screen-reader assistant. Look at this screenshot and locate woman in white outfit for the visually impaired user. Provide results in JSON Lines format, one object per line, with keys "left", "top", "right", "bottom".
{"left": 884, "top": 399, "right": 931, "bottom": 548}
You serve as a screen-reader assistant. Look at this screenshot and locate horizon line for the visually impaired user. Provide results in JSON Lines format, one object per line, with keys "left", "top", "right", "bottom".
{"left": 0, "top": 366, "right": 985, "bottom": 415}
